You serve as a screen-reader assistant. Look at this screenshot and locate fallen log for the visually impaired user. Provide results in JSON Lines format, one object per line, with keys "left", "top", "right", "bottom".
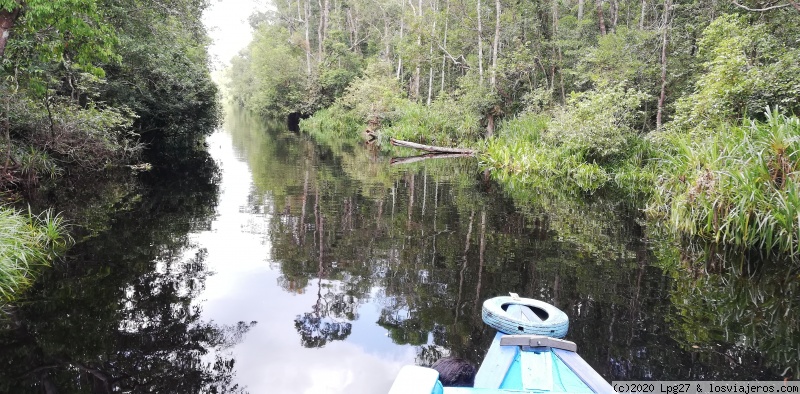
{"left": 390, "top": 153, "right": 475, "bottom": 166}
{"left": 390, "top": 138, "right": 476, "bottom": 155}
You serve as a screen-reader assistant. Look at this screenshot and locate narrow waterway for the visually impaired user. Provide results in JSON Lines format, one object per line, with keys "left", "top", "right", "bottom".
{"left": 0, "top": 107, "right": 793, "bottom": 393}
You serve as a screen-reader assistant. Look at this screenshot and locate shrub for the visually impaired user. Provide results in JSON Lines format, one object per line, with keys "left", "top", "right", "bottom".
{"left": 336, "top": 61, "right": 403, "bottom": 125}
{"left": 485, "top": 87, "right": 653, "bottom": 194}
{"left": 547, "top": 81, "right": 648, "bottom": 162}
{"left": 13, "top": 97, "right": 141, "bottom": 170}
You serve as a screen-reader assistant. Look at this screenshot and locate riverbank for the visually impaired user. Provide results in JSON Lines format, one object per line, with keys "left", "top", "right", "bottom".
{"left": 228, "top": 4, "right": 800, "bottom": 256}
{"left": 0, "top": 0, "right": 219, "bottom": 302}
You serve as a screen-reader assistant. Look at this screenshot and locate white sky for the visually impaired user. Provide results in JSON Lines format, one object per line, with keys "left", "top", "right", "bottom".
{"left": 203, "top": 0, "right": 271, "bottom": 69}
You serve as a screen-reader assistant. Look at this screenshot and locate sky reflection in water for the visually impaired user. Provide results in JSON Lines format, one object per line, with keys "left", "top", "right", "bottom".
{"left": 195, "top": 131, "right": 415, "bottom": 394}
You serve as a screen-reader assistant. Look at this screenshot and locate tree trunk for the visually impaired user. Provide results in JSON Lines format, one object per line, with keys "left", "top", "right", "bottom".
{"left": 610, "top": 0, "right": 618, "bottom": 33}
{"left": 304, "top": 0, "right": 312, "bottom": 74}
{"left": 597, "top": 0, "right": 607, "bottom": 35}
{"left": 0, "top": 8, "right": 20, "bottom": 59}
{"left": 639, "top": 0, "right": 647, "bottom": 29}
{"left": 427, "top": 0, "right": 436, "bottom": 106}
{"left": 578, "top": 0, "right": 585, "bottom": 20}
{"left": 477, "top": 0, "right": 484, "bottom": 85}
{"left": 346, "top": 8, "right": 356, "bottom": 52}
{"left": 390, "top": 138, "right": 477, "bottom": 154}
{"left": 413, "top": 0, "right": 422, "bottom": 101}
{"left": 553, "top": 0, "right": 565, "bottom": 102}
{"left": 440, "top": 0, "right": 451, "bottom": 93}
{"left": 490, "top": 0, "right": 501, "bottom": 90}
{"left": 397, "top": 0, "right": 405, "bottom": 79}
{"left": 656, "top": 0, "right": 671, "bottom": 129}
{"left": 317, "top": 0, "right": 329, "bottom": 59}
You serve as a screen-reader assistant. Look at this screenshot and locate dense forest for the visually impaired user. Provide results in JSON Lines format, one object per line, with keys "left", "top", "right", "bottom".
{"left": 0, "top": 0, "right": 219, "bottom": 301}
{"left": 227, "top": 0, "right": 800, "bottom": 255}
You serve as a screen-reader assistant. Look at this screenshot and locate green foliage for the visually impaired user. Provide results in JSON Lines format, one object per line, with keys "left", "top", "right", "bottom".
{"left": 672, "top": 14, "right": 800, "bottom": 130}
{"left": 9, "top": 94, "right": 140, "bottom": 170}
{"left": 227, "top": 20, "right": 364, "bottom": 117}
{"left": 1, "top": 0, "right": 118, "bottom": 77}
{"left": 579, "top": 27, "right": 660, "bottom": 89}
{"left": 229, "top": 25, "right": 306, "bottom": 116}
{"left": 1, "top": 0, "right": 218, "bottom": 188}
{"left": 230, "top": 0, "right": 800, "bottom": 256}
{"left": 485, "top": 84, "right": 654, "bottom": 195}
{"left": 303, "top": 61, "right": 484, "bottom": 147}
{"left": 649, "top": 109, "right": 800, "bottom": 254}
{"left": 385, "top": 95, "right": 483, "bottom": 146}
{"left": 16, "top": 146, "right": 61, "bottom": 185}
{"left": 0, "top": 207, "right": 70, "bottom": 302}
{"left": 335, "top": 61, "right": 403, "bottom": 124}
{"left": 100, "top": 0, "right": 219, "bottom": 146}
{"left": 549, "top": 82, "right": 649, "bottom": 162}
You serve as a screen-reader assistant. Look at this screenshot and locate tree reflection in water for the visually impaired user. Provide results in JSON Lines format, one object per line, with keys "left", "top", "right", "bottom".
{"left": 293, "top": 189, "right": 355, "bottom": 348}
{"left": 293, "top": 285, "right": 354, "bottom": 348}
{"left": 654, "top": 238, "right": 800, "bottom": 379}
{"left": 224, "top": 106, "right": 795, "bottom": 381}
{"left": 0, "top": 145, "right": 255, "bottom": 393}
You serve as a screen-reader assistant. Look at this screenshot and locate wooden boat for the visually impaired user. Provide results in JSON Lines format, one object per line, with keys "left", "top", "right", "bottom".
{"left": 388, "top": 294, "right": 614, "bottom": 393}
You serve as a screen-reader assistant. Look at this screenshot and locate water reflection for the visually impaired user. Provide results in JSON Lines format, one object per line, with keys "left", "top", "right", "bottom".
{"left": 0, "top": 146, "right": 252, "bottom": 393}
{"left": 227, "top": 105, "right": 792, "bottom": 381}
{"left": 0, "top": 105, "right": 794, "bottom": 394}
{"left": 653, "top": 237, "right": 800, "bottom": 379}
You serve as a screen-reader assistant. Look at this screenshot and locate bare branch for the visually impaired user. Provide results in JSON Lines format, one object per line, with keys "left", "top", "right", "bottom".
{"left": 437, "top": 42, "right": 466, "bottom": 66}
{"left": 731, "top": 0, "right": 795, "bottom": 11}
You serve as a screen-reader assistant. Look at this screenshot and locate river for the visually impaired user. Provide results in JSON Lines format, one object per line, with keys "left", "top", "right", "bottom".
{"left": 0, "top": 106, "right": 794, "bottom": 393}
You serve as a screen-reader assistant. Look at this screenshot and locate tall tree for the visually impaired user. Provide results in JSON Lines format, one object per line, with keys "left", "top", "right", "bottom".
{"left": 655, "top": 0, "right": 671, "bottom": 129}
{"left": 477, "top": 0, "right": 484, "bottom": 85}
{"left": 304, "top": 0, "right": 312, "bottom": 74}
{"left": 597, "top": 0, "right": 607, "bottom": 35}
{"left": 490, "top": 0, "right": 501, "bottom": 89}
{"left": 439, "top": 0, "right": 450, "bottom": 93}
{"left": 427, "top": 0, "right": 437, "bottom": 105}
{"left": 639, "top": 0, "right": 647, "bottom": 29}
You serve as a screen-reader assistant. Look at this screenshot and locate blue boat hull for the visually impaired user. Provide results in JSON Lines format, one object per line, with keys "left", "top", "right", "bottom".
{"left": 471, "top": 332, "right": 609, "bottom": 393}
{"left": 388, "top": 300, "right": 613, "bottom": 394}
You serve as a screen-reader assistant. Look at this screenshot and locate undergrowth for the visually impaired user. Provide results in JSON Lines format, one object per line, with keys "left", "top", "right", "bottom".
{"left": 0, "top": 208, "right": 72, "bottom": 302}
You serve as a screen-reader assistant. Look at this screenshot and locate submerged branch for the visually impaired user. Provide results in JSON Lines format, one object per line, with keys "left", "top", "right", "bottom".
{"left": 390, "top": 152, "right": 475, "bottom": 165}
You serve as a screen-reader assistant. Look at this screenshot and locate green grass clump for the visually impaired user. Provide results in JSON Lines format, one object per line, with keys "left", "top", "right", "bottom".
{"left": 382, "top": 97, "right": 483, "bottom": 147}
{"left": 0, "top": 208, "right": 71, "bottom": 302}
{"left": 648, "top": 109, "right": 800, "bottom": 254}
{"left": 483, "top": 110, "right": 654, "bottom": 195}
{"left": 300, "top": 106, "right": 363, "bottom": 139}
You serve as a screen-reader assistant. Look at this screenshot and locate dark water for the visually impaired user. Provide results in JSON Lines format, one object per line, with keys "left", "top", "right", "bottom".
{"left": 0, "top": 107, "right": 796, "bottom": 393}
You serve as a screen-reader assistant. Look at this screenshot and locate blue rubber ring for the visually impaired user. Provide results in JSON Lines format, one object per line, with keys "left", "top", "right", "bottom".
{"left": 482, "top": 296, "right": 569, "bottom": 338}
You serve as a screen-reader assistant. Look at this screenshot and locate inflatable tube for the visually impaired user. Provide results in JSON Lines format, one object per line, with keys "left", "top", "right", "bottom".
{"left": 481, "top": 296, "right": 569, "bottom": 338}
